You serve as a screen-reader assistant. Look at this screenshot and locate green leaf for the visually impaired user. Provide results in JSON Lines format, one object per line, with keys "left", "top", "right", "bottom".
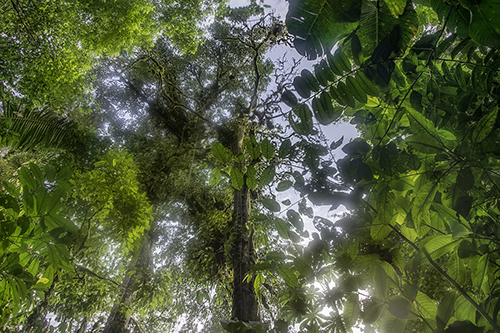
{"left": 3, "top": 181, "right": 19, "bottom": 198}
{"left": 230, "top": 167, "right": 244, "bottom": 190}
{"left": 373, "top": 264, "right": 388, "bottom": 299}
{"left": 415, "top": 291, "right": 437, "bottom": 319}
{"left": 379, "top": 315, "right": 406, "bottom": 333}
{"left": 279, "top": 265, "right": 298, "bottom": 288}
{"left": 261, "top": 198, "right": 281, "bottom": 212}
{"left": 422, "top": 235, "right": 460, "bottom": 261}
{"left": 293, "top": 76, "right": 311, "bottom": 98}
{"left": 287, "top": 0, "right": 359, "bottom": 59}
{"left": 371, "top": 223, "right": 392, "bottom": 240}
{"left": 343, "top": 293, "right": 361, "bottom": 327}
{"left": 330, "top": 136, "right": 344, "bottom": 150}
{"left": 276, "top": 180, "right": 293, "bottom": 192}
{"left": 446, "top": 320, "right": 485, "bottom": 333}
{"left": 472, "top": 107, "right": 498, "bottom": 143}
{"left": 281, "top": 90, "right": 298, "bottom": 107}
{"left": 211, "top": 142, "right": 230, "bottom": 164}
{"left": 290, "top": 104, "right": 314, "bottom": 136}
{"left": 457, "top": 240, "right": 477, "bottom": 258}
{"left": 462, "top": 0, "right": 500, "bottom": 47}
{"left": 275, "top": 218, "right": 290, "bottom": 239}
{"left": 437, "top": 292, "right": 457, "bottom": 330}
{"left": 363, "top": 303, "right": 384, "bottom": 324}
{"left": 209, "top": 168, "right": 221, "bottom": 186}
{"left": 301, "top": 69, "right": 320, "bottom": 92}
{"left": 411, "top": 180, "right": 438, "bottom": 229}
{"left": 475, "top": 254, "right": 490, "bottom": 295}
{"left": 449, "top": 220, "right": 469, "bottom": 239}
{"left": 278, "top": 139, "right": 292, "bottom": 158}
{"left": 19, "top": 166, "right": 36, "bottom": 190}
{"left": 259, "top": 165, "right": 275, "bottom": 187}
{"left": 312, "top": 92, "right": 340, "bottom": 125}
{"left": 287, "top": 210, "right": 304, "bottom": 232}
{"left": 406, "top": 134, "right": 444, "bottom": 154}
{"left": 388, "top": 296, "right": 412, "bottom": 319}
{"left": 245, "top": 136, "right": 261, "bottom": 160}
{"left": 260, "top": 139, "right": 275, "bottom": 159}
{"left": 457, "top": 168, "right": 474, "bottom": 191}
{"left": 246, "top": 166, "right": 258, "bottom": 190}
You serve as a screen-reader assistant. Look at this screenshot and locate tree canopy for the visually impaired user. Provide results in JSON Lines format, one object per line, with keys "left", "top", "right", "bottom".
{"left": 1, "top": 0, "right": 500, "bottom": 332}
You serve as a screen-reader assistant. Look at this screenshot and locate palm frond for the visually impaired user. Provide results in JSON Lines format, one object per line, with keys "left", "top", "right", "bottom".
{"left": 0, "top": 99, "right": 76, "bottom": 151}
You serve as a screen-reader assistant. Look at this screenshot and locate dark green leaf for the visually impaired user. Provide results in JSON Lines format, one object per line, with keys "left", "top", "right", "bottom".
{"left": 287, "top": 209, "right": 304, "bottom": 232}
{"left": 330, "top": 136, "right": 344, "bottom": 150}
{"left": 230, "top": 167, "right": 244, "bottom": 190}
{"left": 261, "top": 198, "right": 281, "bottom": 212}
{"left": 260, "top": 165, "right": 276, "bottom": 187}
{"left": 279, "top": 139, "right": 292, "bottom": 158}
{"left": 437, "top": 292, "right": 457, "bottom": 330}
{"left": 275, "top": 218, "right": 290, "bottom": 239}
{"left": 277, "top": 180, "right": 293, "bottom": 192}
{"left": 211, "top": 142, "right": 230, "bottom": 164}
{"left": 260, "top": 139, "right": 275, "bottom": 160}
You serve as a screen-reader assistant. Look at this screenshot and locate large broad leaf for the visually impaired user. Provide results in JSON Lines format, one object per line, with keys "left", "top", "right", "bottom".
{"left": 379, "top": 314, "right": 406, "bottom": 333}
{"left": 211, "top": 142, "right": 230, "bottom": 164}
{"left": 259, "top": 165, "right": 276, "bottom": 187}
{"left": 414, "top": 235, "right": 461, "bottom": 267}
{"left": 275, "top": 218, "right": 291, "bottom": 239}
{"left": 459, "top": 0, "right": 500, "bottom": 47}
{"left": 415, "top": 291, "right": 437, "bottom": 320}
{"left": 388, "top": 296, "right": 412, "bottom": 319}
{"left": 286, "top": 0, "right": 361, "bottom": 59}
{"left": 279, "top": 265, "right": 299, "bottom": 288}
{"left": 230, "top": 167, "right": 244, "bottom": 190}
{"left": 261, "top": 198, "right": 281, "bottom": 212}
{"left": 358, "top": 1, "right": 418, "bottom": 60}
{"left": 343, "top": 293, "right": 361, "bottom": 328}
{"left": 260, "top": 139, "right": 275, "bottom": 160}
{"left": 437, "top": 292, "right": 457, "bottom": 330}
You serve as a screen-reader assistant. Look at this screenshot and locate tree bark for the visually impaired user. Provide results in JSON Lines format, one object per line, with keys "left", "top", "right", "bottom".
{"left": 229, "top": 123, "right": 260, "bottom": 324}
{"left": 102, "top": 234, "right": 152, "bottom": 333}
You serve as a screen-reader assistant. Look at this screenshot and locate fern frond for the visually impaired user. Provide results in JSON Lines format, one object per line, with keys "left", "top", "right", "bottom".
{"left": 0, "top": 99, "right": 75, "bottom": 151}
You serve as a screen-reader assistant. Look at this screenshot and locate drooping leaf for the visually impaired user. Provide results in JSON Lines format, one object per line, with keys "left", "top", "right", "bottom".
{"left": 211, "top": 142, "right": 230, "bottom": 164}
{"left": 230, "top": 166, "right": 244, "bottom": 190}
{"left": 261, "top": 198, "right": 281, "bottom": 212}
{"left": 287, "top": 210, "right": 304, "bottom": 232}
{"left": 275, "top": 218, "right": 291, "bottom": 239}
{"left": 437, "top": 292, "right": 458, "bottom": 330}
{"left": 379, "top": 314, "right": 406, "bottom": 333}
{"left": 246, "top": 166, "right": 258, "bottom": 190}
{"left": 260, "top": 139, "right": 275, "bottom": 160}
{"left": 277, "top": 180, "right": 293, "bottom": 192}
{"left": 260, "top": 165, "right": 276, "bottom": 187}
{"left": 388, "top": 296, "right": 412, "bottom": 319}
{"left": 343, "top": 293, "right": 361, "bottom": 327}
{"left": 279, "top": 265, "right": 298, "bottom": 288}
{"left": 209, "top": 168, "right": 221, "bottom": 185}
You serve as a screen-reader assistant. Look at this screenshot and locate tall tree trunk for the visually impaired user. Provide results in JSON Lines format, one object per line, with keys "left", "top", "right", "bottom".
{"left": 229, "top": 123, "right": 260, "bottom": 324}
{"left": 103, "top": 233, "right": 152, "bottom": 333}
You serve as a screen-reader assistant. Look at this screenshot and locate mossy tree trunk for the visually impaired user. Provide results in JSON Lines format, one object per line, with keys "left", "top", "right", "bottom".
{"left": 103, "top": 234, "right": 152, "bottom": 333}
